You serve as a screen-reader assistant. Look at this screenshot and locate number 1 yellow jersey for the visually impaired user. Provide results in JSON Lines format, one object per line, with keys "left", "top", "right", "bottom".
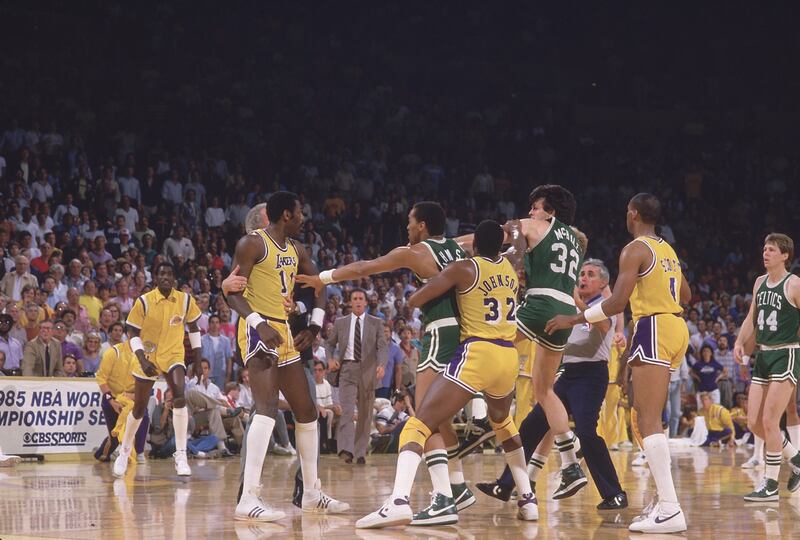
{"left": 457, "top": 256, "right": 519, "bottom": 341}
{"left": 243, "top": 229, "right": 299, "bottom": 320}
{"left": 629, "top": 236, "right": 683, "bottom": 321}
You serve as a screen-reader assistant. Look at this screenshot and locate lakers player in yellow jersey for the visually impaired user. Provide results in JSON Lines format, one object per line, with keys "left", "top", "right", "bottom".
{"left": 547, "top": 193, "right": 690, "bottom": 534}
{"left": 357, "top": 221, "right": 538, "bottom": 528}
{"left": 113, "top": 262, "right": 202, "bottom": 478}
{"left": 226, "top": 191, "right": 349, "bottom": 522}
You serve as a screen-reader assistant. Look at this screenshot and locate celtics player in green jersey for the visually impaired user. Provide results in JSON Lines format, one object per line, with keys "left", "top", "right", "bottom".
{"left": 296, "top": 201, "right": 477, "bottom": 524}
{"left": 734, "top": 233, "right": 800, "bottom": 501}
{"left": 457, "top": 185, "right": 588, "bottom": 499}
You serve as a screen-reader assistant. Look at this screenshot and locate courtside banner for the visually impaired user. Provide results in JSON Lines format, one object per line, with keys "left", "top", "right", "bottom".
{"left": 0, "top": 378, "right": 168, "bottom": 455}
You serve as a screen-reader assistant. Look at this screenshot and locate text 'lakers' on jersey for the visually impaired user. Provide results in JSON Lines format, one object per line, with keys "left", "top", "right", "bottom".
{"left": 629, "top": 236, "right": 683, "bottom": 321}
{"left": 126, "top": 288, "right": 201, "bottom": 363}
{"left": 458, "top": 257, "right": 518, "bottom": 341}
{"left": 244, "top": 228, "right": 299, "bottom": 320}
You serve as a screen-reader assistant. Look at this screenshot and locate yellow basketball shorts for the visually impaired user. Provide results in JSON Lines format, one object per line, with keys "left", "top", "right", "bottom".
{"left": 131, "top": 353, "right": 185, "bottom": 381}
{"left": 237, "top": 316, "right": 300, "bottom": 367}
{"left": 628, "top": 313, "right": 689, "bottom": 372}
{"left": 444, "top": 337, "right": 518, "bottom": 399}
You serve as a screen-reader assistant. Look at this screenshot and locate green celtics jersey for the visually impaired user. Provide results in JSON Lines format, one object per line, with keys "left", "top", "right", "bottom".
{"left": 414, "top": 237, "right": 466, "bottom": 324}
{"left": 754, "top": 273, "right": 800, "bottom": 346}
{"left": 523, "top": 218, "right": 582, "bottom": 301}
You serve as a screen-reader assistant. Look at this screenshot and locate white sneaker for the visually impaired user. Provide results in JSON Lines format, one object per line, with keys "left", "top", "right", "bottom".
{"left": 628, "top": 504, "right": 687, "bottom": 533}
{"left": 741, "top": 456, "right": 762, "bottom": 469}
{"left": 235, "top": 485, "right": 286, "bottom": 522}
{"left": 632, "top": 452, "right": 647, "bottom": 467}
{"left": 271, "top": 444, "right": 294, "bottom": 456}
{"left": 355, "top": 496, "right": 413, "bottom": 529}
{"left": 302, "top": 479, "right": 350, "bottom": 513}
{"left": 517, "top": 493, "right": 539, "bottom": 521}
{"left": 174, "top": 450, "right": 191, "bottom": 476}
{"left": 113, "top": 448, "right": 131, "bottom": 477}
{"left": 136, "top": 453, "right": 146, "bottom": 464}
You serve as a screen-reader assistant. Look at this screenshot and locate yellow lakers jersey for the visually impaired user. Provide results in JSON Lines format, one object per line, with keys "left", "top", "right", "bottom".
{"left": 629, "top": 236, "right": 683, "bottom": 321}
{"left": 244, "top": 228, "right": 299, "bottom": 320}
{"left": 126, "top": 287, "right": 201, "bottom": 362}
{"left": 96, "top": 342, "right": 136, "bottom": 395}
{"left": 458, "top": 256, "right": 518, "bottom": 341}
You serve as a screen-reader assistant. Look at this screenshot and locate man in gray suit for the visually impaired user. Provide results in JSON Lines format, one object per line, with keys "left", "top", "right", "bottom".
{"left": 21, "top": 320, "right": 64, "bottom": 377}
{"left": 326, "top": 288, "right": 387, "bottom": 464}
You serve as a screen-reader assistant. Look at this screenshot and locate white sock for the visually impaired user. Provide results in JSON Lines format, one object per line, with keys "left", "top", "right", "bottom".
{"left": 505, "top": 446, "right": 533, "bottom": 498}
{"left": 425, "top": 449, "right": 452, "bottom": 497}
{"left": 788, "top": 425, "right": 800, "bottom": 450}
{"left": 120, "top": 414, "right": 142, "bottom": 453}
{"left": 173, "top": 407, "right": 189, "bottom": 453}
{"left": 446, "top": 445, "right": 465, "bottom": 484}
{"left": 243, "top": 415, "right": 276, "bottom": 494}
{"left": 782, "top": 434, "right": 799, "bottom": 461}
{"left": 471, "top": 397, "right": 488, "bottom": 420}
{"left": 391, "top": 450, "right": 422, "bottom": 499}
{"left": 527, "top": 452, "right": 547, "bottom": 482}
{"left": 765, "top": 451, "right": 782, "bottom": 481}
{"left": 643, "top": 433, "right": 679, "bottom": 510}
{"left": 555, "top": 431, "right": 578, "bottom": 466}
{"left": 754, "top": 435, "right": 765, "bottom": 462}
{"left": 296, "top": 420, "right": 319, "bottom": 492}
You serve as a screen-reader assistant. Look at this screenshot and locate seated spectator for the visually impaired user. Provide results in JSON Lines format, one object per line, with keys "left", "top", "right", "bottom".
{"left": 53, "top": 319, "right": 83, "bottom": 365}
{"left": 63, "top": 354, "right": 79, "bottom": 377}
{"left": 313, "top": 361, "right": 341, "bottom": 453}
{"left": 22, "top": 302, "right": 43, "bottom": 342}
{"left": 6, "top": 304, "right": 28, "bottom": 345}
{"left": 376, "top": 323, "right": 403, "bottom": 399}
{"left": 691, "top": 345, "right": 725, "bottom": 408}
{"left": 61, "top": 309, "right": 85, "bottom": 347}
{"left": 0, "top": 313, "right": 23, "bottom": 372}
{"left": 81, "top": 332, "right": 103, "bottom": 373}
{"left": 200, "top": 314, "right": 233, "bottom": 389}
{"left": 21, "top": 320, "right": 63, "bottom": 376}
{"left": 79, "top": 281, "right": 103, "bottom": 327}
{"left": 185, "top": 359, "right": 236, "bottom": 456}
{"left": 699, "top": 392, "right": 734, "bottom": 447}
{"left": 150, "top": 389, "right": 218, "bottom": 459}
{"left": 398, "top": 326, "right": 419, "bottom": 390}
{"left": 0, "top": 255, "right": 37, "bottom": 302}
{"left": 236, "top": 368, "right": 254, "bottom": 411}
{"left": 372, "top": 389, "right": 411, "bottom": 453}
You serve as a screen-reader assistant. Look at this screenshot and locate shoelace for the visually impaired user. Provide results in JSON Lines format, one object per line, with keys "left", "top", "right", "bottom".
{"left": 637, "top": 499, "right": 657, "bottom": 520}
{"left": 753, "top": 477, "right": 768, "bottom": 493}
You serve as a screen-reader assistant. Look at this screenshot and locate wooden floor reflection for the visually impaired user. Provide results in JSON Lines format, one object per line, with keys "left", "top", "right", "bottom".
{"left": 1, "top": 445, "right": 799, "bottom": 539}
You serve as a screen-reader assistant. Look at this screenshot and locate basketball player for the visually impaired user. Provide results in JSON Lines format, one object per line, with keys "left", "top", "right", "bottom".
{"left": 546, "top": 193, "right": 690, "bottom": 533}
{"left": 478, "top": 184, "right": 587, "bottom": 498}
{"left": 733, "top": 233, "right": 800, "bottom": 501}
{"left": 296, "top": 201, "right": 479, "bottom": 521}
{"left": 114, "top": 262, "right": 202, "bottom": 478}
{"left": 355, "top": 220, "right": 538, "bottom": 528}
{"left": 226, "top": 191, "right": 348, "bottom": 521}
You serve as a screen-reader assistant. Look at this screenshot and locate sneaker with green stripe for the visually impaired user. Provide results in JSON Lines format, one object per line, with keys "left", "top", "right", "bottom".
{"left": 451, "top": 483, "right": 476, "bottom": 511}
{"left": 410, "top": 492, "right": 458, "bottom": 526}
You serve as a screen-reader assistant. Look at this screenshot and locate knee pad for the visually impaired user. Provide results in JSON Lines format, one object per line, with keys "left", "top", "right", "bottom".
{"left": 490, "top": 415, "right": 519, "bottom": 444}
{"left": 399, "top": 417, "right": 432, "bottom": 450}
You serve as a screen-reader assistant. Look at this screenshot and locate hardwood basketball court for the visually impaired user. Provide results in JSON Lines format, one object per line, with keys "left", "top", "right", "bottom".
{"left": 1, "top": 446, "right": 798, "bottom": 539}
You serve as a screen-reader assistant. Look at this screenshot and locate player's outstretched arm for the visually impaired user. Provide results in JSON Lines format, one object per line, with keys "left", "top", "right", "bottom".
{"left": 408, "top": 260, "right": 474, "bottom": 309}
{"left": 296, "top": 245, "right": 419, "bottom": 296}
{"left": 293, "top": 242, "right": 326, "bottom": 351}
{"left": 545, "top": 241, "right": 646, "bottom": 334}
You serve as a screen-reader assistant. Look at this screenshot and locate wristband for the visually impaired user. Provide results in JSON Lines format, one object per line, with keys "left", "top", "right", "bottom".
{"left": 246, "top": 312, "right": 264, "bottom": 329}
{"left": 189, "top": 331, "right": 201, "bottom": 349}
{"left": 584, "top": 302, "right": 608, "bottom": 324}
{"left": 319, "top": 270, "right": 336, "bottom": 284}
{"left": 130, "top": 336, "right": 144, "bottom": 353}
{"left": 310, "top": 307, "right": 325, "bottom": 328}
{"left": 295, "top": 301, "right": 308, "bottom": 315}
{"left": 741, "top": 354, "right": 751, "bottom": 366}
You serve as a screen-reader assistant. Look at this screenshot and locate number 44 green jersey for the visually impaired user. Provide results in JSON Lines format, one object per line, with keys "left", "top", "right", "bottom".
{"left": 754, "top": 273, "right": 800, "bottom": 347}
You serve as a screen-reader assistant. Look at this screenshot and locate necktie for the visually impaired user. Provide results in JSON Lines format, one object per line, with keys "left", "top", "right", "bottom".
{"left": 354, "top": 316, "right": 362, "bottom": 362}
{"left": 45, "top": 344, "right": 51, "bottom": 375}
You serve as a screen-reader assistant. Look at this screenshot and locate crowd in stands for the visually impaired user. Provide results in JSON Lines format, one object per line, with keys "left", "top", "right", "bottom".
{"left": 0, "top": 2, "right": 798, "bottom": 458}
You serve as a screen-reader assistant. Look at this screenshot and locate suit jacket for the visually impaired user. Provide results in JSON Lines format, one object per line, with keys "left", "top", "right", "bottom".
{"left": 21, "top": 337, "right": 64, "bottom": 377}
{"left": 0, "top": 272, "right": 38, "bottom": 299}
{"left": 325, "top": 313, "right": 387, "bottom": 389}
